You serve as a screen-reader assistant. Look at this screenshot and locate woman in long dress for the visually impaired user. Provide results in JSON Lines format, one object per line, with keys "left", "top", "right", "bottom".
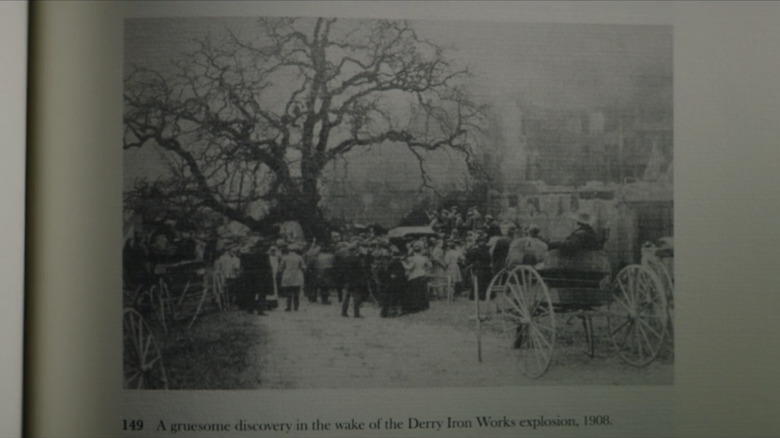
{"left": 443, "top": 239, "right": 464, "bottom": 298}
{"left": 279, "top": 244, "right": 306, "bottom": 311}
{"left": 402, "top": 240, "right": 431, "bottom": 313}
{"left": 429, "top": 237, "right": 447, "bottom": 298}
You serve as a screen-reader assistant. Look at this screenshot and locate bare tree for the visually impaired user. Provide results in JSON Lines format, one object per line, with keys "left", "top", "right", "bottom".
{"left": 124, "top": 17, "right": 486, "bottom": 239}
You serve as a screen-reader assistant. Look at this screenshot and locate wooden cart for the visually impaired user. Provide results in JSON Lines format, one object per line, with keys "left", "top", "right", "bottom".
{"left": 121, "top": 261, "right": 225, "bottom": 389}
{"left": 480, "top": 249, "right": 669, "bottom": 378}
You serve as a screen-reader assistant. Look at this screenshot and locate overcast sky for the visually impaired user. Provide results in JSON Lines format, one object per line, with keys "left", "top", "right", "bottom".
{"left": 126, "top": 17, "right": 671, "bottom": 107}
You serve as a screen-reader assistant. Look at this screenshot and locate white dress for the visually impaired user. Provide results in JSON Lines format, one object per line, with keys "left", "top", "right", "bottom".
{"left": 443, "top": 248, "right": 463, "bottom": 284}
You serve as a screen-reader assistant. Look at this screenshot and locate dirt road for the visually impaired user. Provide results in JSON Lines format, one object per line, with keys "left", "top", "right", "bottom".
{"left": 224, "top": 298, "right": 674, "bottom": 389}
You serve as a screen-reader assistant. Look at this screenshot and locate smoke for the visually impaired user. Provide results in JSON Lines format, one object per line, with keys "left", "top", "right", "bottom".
{"left": 419, "top": 21, "right": 671, "bottom": 111}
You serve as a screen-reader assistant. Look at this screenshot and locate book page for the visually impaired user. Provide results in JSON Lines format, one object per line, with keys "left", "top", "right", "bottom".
{"left": 0, "top": 2, "right": 27, "bottom": 437}
{"left": 27, "top": 2, "right": 780, "bottom": 437}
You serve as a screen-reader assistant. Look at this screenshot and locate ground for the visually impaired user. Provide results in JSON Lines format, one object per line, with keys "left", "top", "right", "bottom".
{"left": 156, "top": 295, "right": 673, "bottom": 390}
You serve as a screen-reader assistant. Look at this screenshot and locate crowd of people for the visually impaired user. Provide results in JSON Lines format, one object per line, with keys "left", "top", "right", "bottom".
{"left": 125, "top": 205, "right": 605, "bottom": 321}
{"left": 215, "top": 232, "right": 436, "bottom": 318}
{"left": 218, "top": 207, "right": 602, "bottom": 318}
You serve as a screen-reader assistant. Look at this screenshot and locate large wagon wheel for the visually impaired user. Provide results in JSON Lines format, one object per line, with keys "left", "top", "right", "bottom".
{"left": 123, "top": 309, "right": 168, "bottom": 389}
{"left": 146, "top": 278, "right": 174, "bottom": 335}
{"left": 487, "top": 268, "right": 509, "bottom": 298}
{"left": 645, "top": 259, "right": 675, "bottom": 357}
{"left": 173, "top": 272, "right": 211, "bottom": 330}
{"left": 477, "top": 268, "right": 509, "bottom": 316}
{"left": 647, "top": 260, "right": 674, "bottom": 313}
{"left": 608, "top": 264, "right": 668, "bottom": 366}
{"left": 499, "top": 266, "right": 556, "bottom": 378}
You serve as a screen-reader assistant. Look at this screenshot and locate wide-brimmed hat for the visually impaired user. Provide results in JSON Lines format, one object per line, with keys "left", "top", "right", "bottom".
{"left": 571, "top": 211, "right": 594, "bottom": 227}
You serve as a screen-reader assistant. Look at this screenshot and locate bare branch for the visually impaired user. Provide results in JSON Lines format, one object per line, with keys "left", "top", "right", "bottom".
{"left": 124, "top": 17, "right": 487, "bottom": 234}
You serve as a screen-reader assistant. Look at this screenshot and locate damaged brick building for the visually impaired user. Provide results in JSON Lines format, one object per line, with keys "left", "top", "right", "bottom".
{"left": 491, "top": 73, "right": 673, "bottom": 270}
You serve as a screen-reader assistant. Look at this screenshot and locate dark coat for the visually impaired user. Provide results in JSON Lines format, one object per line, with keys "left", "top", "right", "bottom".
{"left": 381, "top": 258, "right": 406, "bottom": 295}
{"left": 343, "top": 252, "right": 371, "bottom": 291}
{"left": 238, "top": 251, "right": 274, "bottom": 309}
{"left": 491, "top": 237, "right": 512, "bottom": 275}
{"left": 465, "top": 243, "right": 492, "bottom": 299}
{"left": 549, "top": 225, "right": 602, "bottom": 256}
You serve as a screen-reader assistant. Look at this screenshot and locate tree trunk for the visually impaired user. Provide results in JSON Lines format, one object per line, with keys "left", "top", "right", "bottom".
{"left": 299, "top": 157, "right": 327, "bottom": 241}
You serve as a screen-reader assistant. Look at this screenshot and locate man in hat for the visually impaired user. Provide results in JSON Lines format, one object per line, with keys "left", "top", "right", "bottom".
{"left": 341, "top": 242, "right": 369, "bottom": 317}
{"left": 379, "top": 245, "right": 406, "bottom": 317}
{"left": 449, "top": 206, "right": 464, "bottom": 236}
{"left": 312, "top": 241, "right": 336, "bottom": 305}
{"left": 463, "top": 207, "right": 484, "bottom": 233}
{"left": 464, "top": 233, "right": 491, "bottom": 300}
{"left": 238, "top": 241, "right": 272, "bottom": 315}
{"left": 483, "top": 214, "right": 501, "bottom": 239}
{"left": 434, "top": 208, "right": 451, "bottom": 234}
{"left": 426, "top": 209, "right": 442, "bottom": 233}
{"left": 489, "top": 222, "right": 517, "bottom": 275}
{"left": 549, "top": 211, "right": 603, "bottom": 256}
{"left": 332, "top": 236, "right": 350, "bottom": 303}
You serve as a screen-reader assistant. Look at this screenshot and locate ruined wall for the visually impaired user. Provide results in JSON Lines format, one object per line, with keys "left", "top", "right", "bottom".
{"left": 495, "top": 181, "right": 672, "bottom": 272}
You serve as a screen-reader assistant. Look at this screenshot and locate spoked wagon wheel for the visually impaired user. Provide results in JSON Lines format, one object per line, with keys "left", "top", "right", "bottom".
{"left": 123, "top": 309, "right": 168, "bottom": 389}
{"left": 487, "top": 268, "right": 509, "bottom": 297}
{"left": 647, "top": 260, "right": 674, "bottom": 315}
{"left": 608, "top": 265, "right": 668, "bottom": 367}
{"left": 647, "top": 259, "right": 674, "bottom": 350}
{"left": 174, "top": 273, "right": 211, "bottom": 330}
{"left": 481, "top": 268, "right": 510, "bottom": 315}
{"left": 147, "top": 278, "right": 175, "bottom": 335}
{"left": 498, "top": 266, "right": 556, "bottom": 378}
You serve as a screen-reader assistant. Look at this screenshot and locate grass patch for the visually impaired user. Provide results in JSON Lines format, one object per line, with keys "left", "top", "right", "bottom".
{"left": 160, "top": 312, "right": 267, "bottom": 389}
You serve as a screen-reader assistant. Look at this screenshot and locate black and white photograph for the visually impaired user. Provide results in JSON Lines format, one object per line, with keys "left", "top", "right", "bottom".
{"left": 122, "top": 16, "right": 673, "bottom": 390}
